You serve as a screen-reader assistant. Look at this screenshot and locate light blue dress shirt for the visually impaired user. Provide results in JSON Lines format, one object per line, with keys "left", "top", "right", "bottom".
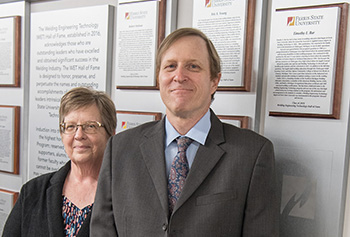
{"left": 165, "top": 110, "right": 211, "bottom": 176}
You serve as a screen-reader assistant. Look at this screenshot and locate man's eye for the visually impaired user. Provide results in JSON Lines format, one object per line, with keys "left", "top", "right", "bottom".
{"left": 165, "top": 64, "right": 176, "bottom": 69}
{"left": 188, "top": 64, "right": 200, "bottom": 70}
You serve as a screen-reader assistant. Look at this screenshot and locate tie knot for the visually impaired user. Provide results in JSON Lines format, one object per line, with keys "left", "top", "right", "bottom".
{"left": 176, "top": 137, "right": 193, "bottom": 152}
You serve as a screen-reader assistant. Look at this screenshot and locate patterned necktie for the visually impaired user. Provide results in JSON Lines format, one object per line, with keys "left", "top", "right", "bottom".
{"left": 168, "top": 136, "right": 193, "bottom": 213}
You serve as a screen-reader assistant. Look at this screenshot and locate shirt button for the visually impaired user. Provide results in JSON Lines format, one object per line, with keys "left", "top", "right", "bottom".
{"left": 162, "top": 224, "right": 168, "bottom": 231}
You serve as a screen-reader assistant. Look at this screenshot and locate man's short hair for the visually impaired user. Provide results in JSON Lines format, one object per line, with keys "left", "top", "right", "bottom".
{"left": 156, "top": 27, "right": 221, "bottom": 82}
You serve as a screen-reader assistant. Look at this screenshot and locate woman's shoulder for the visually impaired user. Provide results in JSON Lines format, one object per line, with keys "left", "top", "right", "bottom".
{"left": 20, "top": 170, "right": 56, "bottom": 193}
{"left": 20, "top": 161, "right": 70, "bottom": 194}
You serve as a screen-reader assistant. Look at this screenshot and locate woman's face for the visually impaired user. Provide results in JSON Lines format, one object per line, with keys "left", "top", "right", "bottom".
{"left": 61, "top": 104, "right": 109, "bottom": 166}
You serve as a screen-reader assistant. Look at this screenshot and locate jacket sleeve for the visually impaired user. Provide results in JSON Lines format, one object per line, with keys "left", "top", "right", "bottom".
{"left": 90, "top": 137, "right": 118, "bottom": 237}
{"left": 242, "top": 139, "right": 280, "bottom": 237}
{"left": 2, "top": 188, "right": 23, "bottom": 237}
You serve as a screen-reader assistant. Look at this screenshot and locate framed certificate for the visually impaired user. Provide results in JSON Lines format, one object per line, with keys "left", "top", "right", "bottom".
{"left": 218, "top": 115, "right": 250, "bottom": 129}
{"left": 0, "top": 189, "right": 18, "bottom": 233}
{"left": 0, "top": 105, "right": 20, "bottom": 174}
{"left": 193, "top": 0, "right": 255, "bottom": 91}
{"left": 0, "top": 189, "right": 18, "bottom": 212}
{"left": 267, "top": 3, "right": 348, "bottom": 118}
{"left": 116, "top": 110, "right": 162, "bottom": 133}
{"left": 0, "top": 189, "right": 18, "bottom": 230}
{"left": 116, "top": 0, "right": 167, "bottom": 89}
{"left": 0, "top": 16, "right": 21, "bottom": 87}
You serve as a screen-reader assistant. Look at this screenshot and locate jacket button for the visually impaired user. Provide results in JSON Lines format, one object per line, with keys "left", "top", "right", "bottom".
{"left": 162, "top": 224, "right": 168, "bottom": 231}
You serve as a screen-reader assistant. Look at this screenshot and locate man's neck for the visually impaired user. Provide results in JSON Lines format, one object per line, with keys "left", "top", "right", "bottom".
{"left": 166, "top": 109, "right": 209, "bottom": 135}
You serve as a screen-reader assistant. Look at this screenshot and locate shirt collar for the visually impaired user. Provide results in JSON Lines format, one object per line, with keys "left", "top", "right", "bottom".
{"left": 165, "top": 110, "right": 211, "bottom": 147}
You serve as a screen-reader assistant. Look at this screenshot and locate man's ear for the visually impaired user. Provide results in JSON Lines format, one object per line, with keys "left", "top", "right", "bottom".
{"left": 211, "top": 73, "right": 221, "bottom": 93}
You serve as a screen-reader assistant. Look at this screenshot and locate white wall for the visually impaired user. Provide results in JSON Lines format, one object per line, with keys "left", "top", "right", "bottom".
{"left": 0, "top": 2, "right": 28, "bottom": 233}
{"left": 175, "top": 0, "right": 350, "bottom": 236}
{"left": 0, "top": 1, "right": 28, "bottom": 193}
{"left": 263, "top": 1, "right": 350, "bottom": 237}
{"left": 0, "top": 0, "right": 350, "bottom": 236}
{"left": 113, "top": 0, "right": 266, "bottom": 132}
{"left": 28, "top": 0, "right": 268, "bottom": 181}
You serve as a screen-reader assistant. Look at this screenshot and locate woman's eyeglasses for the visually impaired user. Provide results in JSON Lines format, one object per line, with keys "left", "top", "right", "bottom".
{"left": 60, "top": 121, "right": 104, "bottom": 134}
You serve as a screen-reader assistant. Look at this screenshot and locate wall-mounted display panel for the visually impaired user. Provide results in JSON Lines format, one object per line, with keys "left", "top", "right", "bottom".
{"left": 116, "top": 0, "right": 166, "bottom": 89}
{"left": 28, "top": 5, "right": 114, "bottom": 178}
{"left": 267, "top": 3, "right": 348, "bottom": 119}
{"left": 0, "top": 105, "right": 19, "bottom": 174}
{"left": 193, "top": 0, "right": 255, "bottom": 91}
{"left": 0, "top": 16, "right": 21, "bottom": 87}
{"left": 116, "top": 110, "right": 162, "bottom": 133}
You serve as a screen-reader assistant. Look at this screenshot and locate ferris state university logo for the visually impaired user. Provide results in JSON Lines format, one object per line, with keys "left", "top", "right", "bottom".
{"left": 286, "top": 15, "right": 323, "bottom": 26}
{"left": 205, "top": 0, "right": 233, "bottom": 8}
{"left": 205, "top": 0, "right": 212, "bottom": 7}
{"left": 121, "top": 121, "right": 128, "bottom": 129}
{"left": 287, "top": 17, "right": 295, "bottom": 26}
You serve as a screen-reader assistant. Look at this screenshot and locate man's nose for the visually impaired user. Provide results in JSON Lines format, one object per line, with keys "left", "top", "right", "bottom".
{"left": 173, "top": 67, "right": 187, "bottom": 82}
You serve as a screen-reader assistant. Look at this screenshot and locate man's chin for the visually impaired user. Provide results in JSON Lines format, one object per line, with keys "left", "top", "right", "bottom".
{"left": 167, "top": 107, "right": 190, "bottom": 119}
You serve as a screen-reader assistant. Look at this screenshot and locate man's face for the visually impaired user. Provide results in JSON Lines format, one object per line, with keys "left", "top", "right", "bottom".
{"left": 158, "top": 35, "right": 220, "bottom": 120}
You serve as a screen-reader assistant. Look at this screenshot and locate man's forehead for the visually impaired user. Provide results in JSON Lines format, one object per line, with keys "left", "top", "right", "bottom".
{"left": 161, "top": 37, "right": 209, "bottom": 60}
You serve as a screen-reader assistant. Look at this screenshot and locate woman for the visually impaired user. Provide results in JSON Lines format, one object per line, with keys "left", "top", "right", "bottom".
{"left": 2, "top": 87, "right": 116, "bottom": 237}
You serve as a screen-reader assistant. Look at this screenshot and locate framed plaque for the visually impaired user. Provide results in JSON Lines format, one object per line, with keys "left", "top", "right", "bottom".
{"left": 218, "top": 115, "right": 250, "bottom": 129}
{"left": 0, "top": 16, "right": 21, "bottom": 87}
{"left": 267, "top": 4, "right": 348, "bottom": 119}
{"left": 0, "top": 105, "right": 20, "bottom": 174}
{"left": 0, "top": 189, "right": 18, "bottom": 212}
{"left": 193, "top": 0, "right": 255, "bottom": 91}
{"left": 0, "top": 189, "right": 18, "bottom": 231}
{"left": 116, "top": 0, "right": 167, "bottom": 89}
{"left": 116, "top": 110, "right": 162, "bottom": 133}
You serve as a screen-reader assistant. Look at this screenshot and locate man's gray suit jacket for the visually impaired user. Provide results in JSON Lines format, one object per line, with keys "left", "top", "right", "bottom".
{"left": 90, "top": 110, "right": 279, "bottom": 236}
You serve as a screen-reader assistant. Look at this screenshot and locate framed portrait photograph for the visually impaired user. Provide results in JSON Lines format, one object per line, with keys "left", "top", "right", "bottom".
{"left": 0, "top": 105, "right": 20, "bottom": 174}
{"left": 218, "top": 115, "right": 250, "bottom": 129}
{"left": 0, "top": 16, "right": 21, "bottom": 87}
{"left": 116, "top": 110, "right": 162, "bottom": 133}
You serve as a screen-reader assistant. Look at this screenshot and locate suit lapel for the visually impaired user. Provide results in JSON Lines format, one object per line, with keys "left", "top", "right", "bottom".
{"left": 47, "top": 162, "right": 70, "bottom": 237}
{"left": 174, "top": 111, "right": 226, "bottom": 212}
{"left": 140, "top": 120, "right": 170, "bottom": 216}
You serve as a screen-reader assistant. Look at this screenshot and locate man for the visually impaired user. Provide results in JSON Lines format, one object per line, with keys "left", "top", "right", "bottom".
{"left": 91, "top": 28, "right": 279, "bottom": 236}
